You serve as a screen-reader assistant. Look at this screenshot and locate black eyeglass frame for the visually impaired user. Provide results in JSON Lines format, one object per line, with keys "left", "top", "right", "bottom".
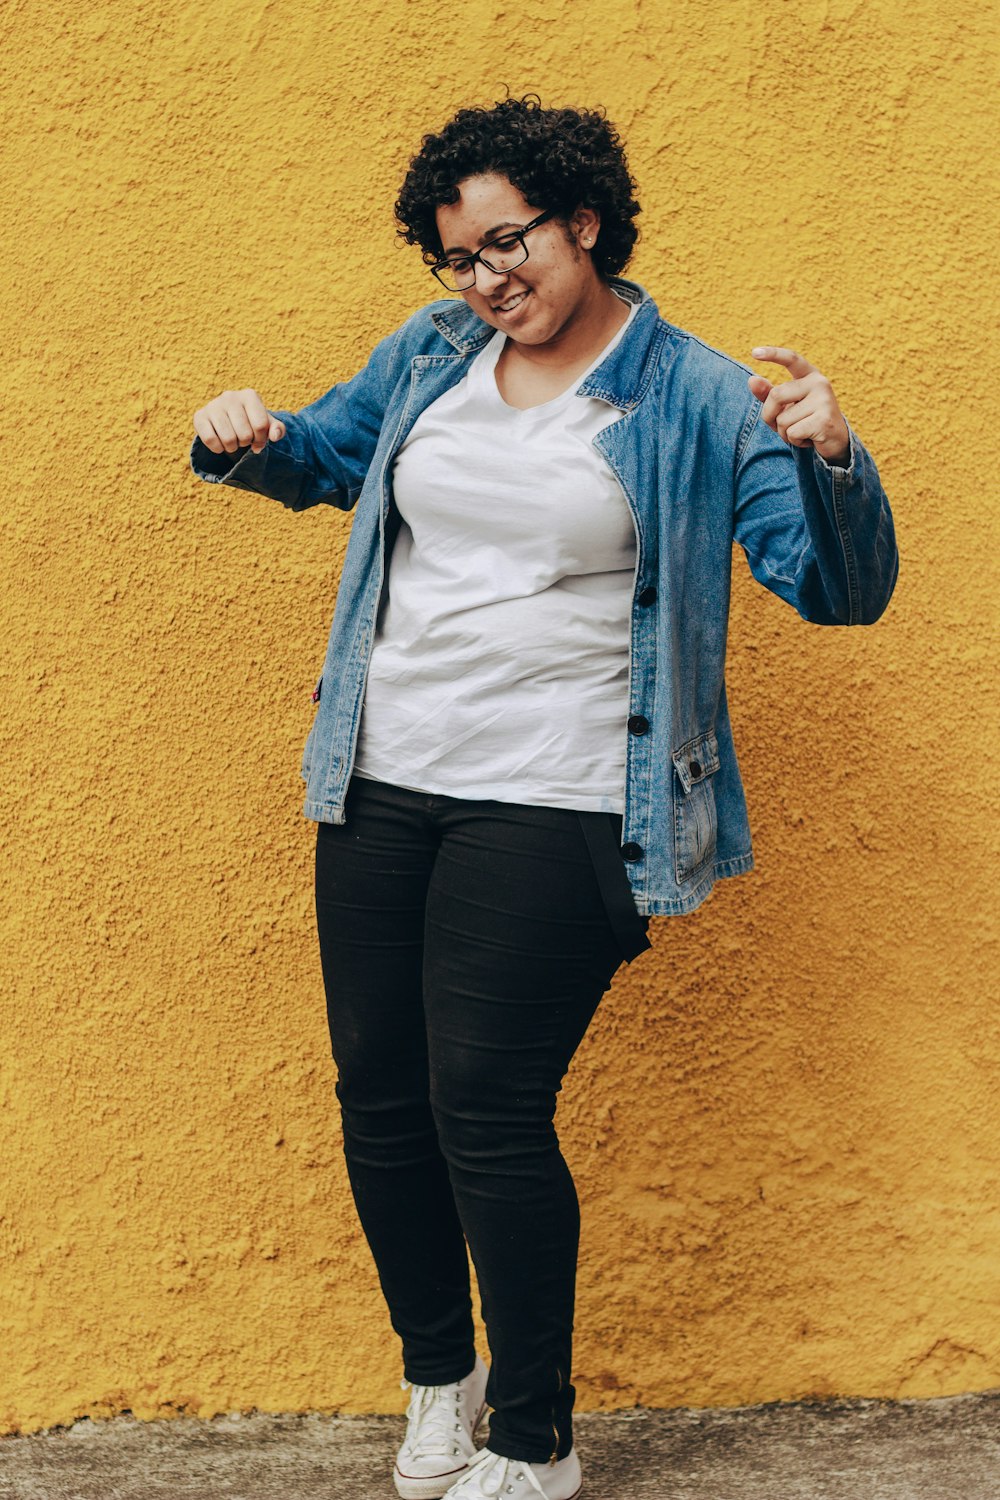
{"left": 430, "top": 211, "right": 557, "bottom": 291}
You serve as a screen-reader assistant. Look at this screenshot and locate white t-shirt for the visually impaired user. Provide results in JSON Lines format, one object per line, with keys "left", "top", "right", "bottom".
{"left": 353, "top": 299, "right": 639, "bottom": 813}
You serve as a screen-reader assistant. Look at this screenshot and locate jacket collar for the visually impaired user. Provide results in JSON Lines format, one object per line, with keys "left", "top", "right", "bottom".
{"left": 429, "top": 278, "right": 667, "bottom": 413}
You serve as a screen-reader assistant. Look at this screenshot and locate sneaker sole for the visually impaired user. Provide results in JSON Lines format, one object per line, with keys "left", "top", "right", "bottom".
{"left": 393, "top": 1464, "right": 474, "bottom": 1500}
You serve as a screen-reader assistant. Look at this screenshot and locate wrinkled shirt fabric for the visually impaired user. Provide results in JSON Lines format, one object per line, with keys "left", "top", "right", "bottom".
{"left": 189, "top": 279, "right": 899, "bottom": 917}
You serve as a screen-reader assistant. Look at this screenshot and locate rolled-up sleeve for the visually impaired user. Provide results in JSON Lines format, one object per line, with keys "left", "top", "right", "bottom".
{"left": 188, "top": 324, "right": 403, "bottom": 512}
{"left": 733, "top": 403, "right": 899, "bottom": 626}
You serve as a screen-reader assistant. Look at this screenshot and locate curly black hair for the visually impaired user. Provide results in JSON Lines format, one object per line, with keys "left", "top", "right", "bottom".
{"left": 395, "top": 94, "right": 641, "bottom": 281}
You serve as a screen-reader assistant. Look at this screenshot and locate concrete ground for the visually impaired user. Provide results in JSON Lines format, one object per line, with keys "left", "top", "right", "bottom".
{"left": 1, "top": 1391, "right": 998, "bottom": 1500}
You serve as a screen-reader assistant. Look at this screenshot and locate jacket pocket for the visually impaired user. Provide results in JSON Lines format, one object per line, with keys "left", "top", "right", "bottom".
{"left": 672, "top": 729, "right": 720, "bottom": 882}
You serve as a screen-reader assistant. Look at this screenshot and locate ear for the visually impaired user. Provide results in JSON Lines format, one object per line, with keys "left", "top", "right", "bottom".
{"left": 570, "top": 205, "right": 601, "bottom": 249}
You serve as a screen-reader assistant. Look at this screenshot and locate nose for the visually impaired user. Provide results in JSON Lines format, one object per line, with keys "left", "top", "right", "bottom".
{"left": 471, "top": 259, "right": 510, "bottom": 296}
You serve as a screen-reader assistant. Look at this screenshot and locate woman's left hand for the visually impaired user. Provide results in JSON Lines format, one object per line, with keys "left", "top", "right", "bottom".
{"left": 748, "top": 347, "right": 851, "bottom": 466}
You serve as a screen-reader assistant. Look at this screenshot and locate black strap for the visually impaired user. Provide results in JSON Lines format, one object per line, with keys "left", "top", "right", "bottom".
{"left": 577, "top": 812, "right": 651, "bottom": 964}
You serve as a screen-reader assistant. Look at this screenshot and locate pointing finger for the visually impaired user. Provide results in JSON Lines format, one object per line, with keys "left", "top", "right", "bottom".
{"left": 750, "top": 346, "right": 815, "bottom": 379}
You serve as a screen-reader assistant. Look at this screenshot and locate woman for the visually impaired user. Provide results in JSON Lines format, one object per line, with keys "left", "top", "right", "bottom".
{"left": 190, "top": 96, "right": 898, "bottom": 1500}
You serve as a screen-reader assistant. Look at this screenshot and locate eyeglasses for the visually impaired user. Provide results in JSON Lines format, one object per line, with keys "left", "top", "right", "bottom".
{"left": 430, "top": 211, "right": 556, "bottom": 292}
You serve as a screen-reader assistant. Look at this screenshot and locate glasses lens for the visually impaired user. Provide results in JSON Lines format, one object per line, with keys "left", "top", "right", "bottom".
{"left": 480, "top": 235, "right": 528, "bottom": 275}
{"left": 433, "top": 228, "right": 533, "bottom": 292}
{"left": 435, "top": 259, "right": 473, "bottom": 291}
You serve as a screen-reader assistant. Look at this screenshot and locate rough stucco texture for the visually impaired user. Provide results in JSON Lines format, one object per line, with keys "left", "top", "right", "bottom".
{"left": 2, "top": 0, "right": 997, "bottom": 1439}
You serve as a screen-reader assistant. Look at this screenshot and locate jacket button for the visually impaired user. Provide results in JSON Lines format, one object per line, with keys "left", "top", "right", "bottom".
{"left": 627, "top": 714, "right": 649, "bottom": 735}
{"left": 689, "top": 759, "right": 702, "bottom": 778}
{"left": 621, "top": 841, "right": 644, "bottom": 862}
{"left": 637, "top": 586, "right": 657, "bottom": 606}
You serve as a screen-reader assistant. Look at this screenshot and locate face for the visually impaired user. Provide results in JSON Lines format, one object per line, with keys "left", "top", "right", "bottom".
{"left": 433, "top": 174, "right": 602, "bottom": 347}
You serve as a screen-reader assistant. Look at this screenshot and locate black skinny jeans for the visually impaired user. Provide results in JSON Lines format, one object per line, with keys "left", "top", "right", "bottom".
{"left": 314, "top": 775, "right": 649, "bottom": 1463}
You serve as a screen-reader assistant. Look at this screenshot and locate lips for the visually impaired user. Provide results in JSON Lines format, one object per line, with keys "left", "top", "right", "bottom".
{"left": 492, "top": 289, "right": 530, "bottom": 314}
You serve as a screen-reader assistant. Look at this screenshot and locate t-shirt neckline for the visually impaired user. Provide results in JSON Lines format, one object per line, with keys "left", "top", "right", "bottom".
{"left": 478, "top": 294, "right": 637, "bottom": 421}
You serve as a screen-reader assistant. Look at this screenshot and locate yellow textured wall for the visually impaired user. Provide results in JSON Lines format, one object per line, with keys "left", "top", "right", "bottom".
{"left": 2, "top": 0, "right": 997, "bottom": 1438}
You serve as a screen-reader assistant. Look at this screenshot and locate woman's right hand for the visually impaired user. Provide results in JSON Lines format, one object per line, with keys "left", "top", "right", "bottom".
{"left": 192, "top": 389, "right": 287, "bottom": 456}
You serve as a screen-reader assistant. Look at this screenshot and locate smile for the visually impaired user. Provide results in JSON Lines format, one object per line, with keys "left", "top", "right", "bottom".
{"left": 493, "top": 290, "right": 531, "bottom": 314}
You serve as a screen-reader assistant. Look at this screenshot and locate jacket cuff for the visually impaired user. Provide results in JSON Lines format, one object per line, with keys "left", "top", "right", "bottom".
{"left": 189, "top": 433, "right": 313, "bottom": 508}
{"left": 813, "top": 426, "right": 856, "bottom": 480}
{"left": 190, "top": 435, "right": 262, "bottom": 483}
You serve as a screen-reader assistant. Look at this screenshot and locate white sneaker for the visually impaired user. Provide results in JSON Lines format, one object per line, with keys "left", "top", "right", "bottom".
{"left": 441, "top": 1445, "right": 583, "bottom": 1500}
{"left": 393, "top": 1353, "right": 491, "bottom": 1499}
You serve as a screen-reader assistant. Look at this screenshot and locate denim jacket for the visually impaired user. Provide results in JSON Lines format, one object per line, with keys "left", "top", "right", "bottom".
{"left": 190, "top": 279, "right": 898, "bottom": 916}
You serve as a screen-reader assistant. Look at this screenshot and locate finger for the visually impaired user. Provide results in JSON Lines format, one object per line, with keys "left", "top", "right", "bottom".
{"left": 751, "top": 346, "right": 815, "bottom": 379}
{"left": 193, "top": 410, "right": 225, "bottom": 454}
{"left": 764, "top": 376, "right": 813, "bottom": 406}
{"left": 783, "top": 413, "right": 824, "bottom": 447}
{"left": 763, "top": 391, "right": 820, "bottom": 441}
{"left": 241, "top": 389, "right": 278, "bottom": 453}
{"left": 211, "top": 406, "right": 245, "bottom": 455}
{"left": 775, "top": 397, "right": 823, "bottom": 440}
{"left": 751, "top": 376, "right": 799, "bottom": 436}
{"left": 760, "top": 379, "right": 815, "bottom": 429}
{"left": 223, "top": 394, "right": 264, "bottom": 454}
{"left": 252, "top": 417, "right": 286, "bottom": 454}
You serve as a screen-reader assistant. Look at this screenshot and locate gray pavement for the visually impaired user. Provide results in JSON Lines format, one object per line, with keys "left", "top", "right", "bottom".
{"left": 1, "top": 1391, "right": 998, "bottom": 1499}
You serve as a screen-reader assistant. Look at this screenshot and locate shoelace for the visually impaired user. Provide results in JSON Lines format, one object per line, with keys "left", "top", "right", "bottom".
{"left": 399, "top": 1375, "right": 468, "bottom": 1458}
{"left": 446, "top": 1446, "right": 549, "bottom": 1498}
